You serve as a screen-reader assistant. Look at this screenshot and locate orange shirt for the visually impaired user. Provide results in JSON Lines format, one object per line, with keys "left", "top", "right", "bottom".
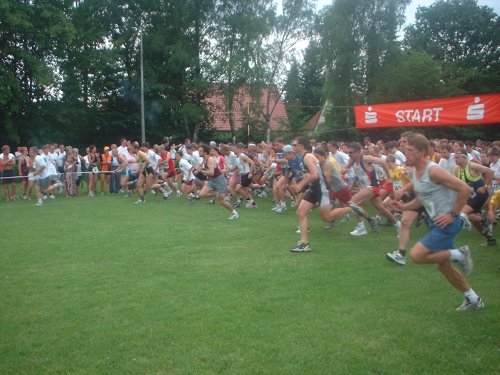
{"left": 101, "top": 153, "right": 112, "bottom": 172}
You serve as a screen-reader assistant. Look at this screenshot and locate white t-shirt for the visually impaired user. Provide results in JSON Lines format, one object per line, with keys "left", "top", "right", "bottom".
{"left": 34, "top": 154, "right": 51, "bottom": 179}
{"left": 179, "top": 158, "right": 194, "bottom": 181}
{"left": 490, "top": 159, "right": 500, "bottom": 192}
{"left": 117, "top": 145, "right": 128, "bottom": 156}
{"left": 331, "top": 150, "right": 349, "bottom": 168}
{"left": 394, "top": 150, "right": 406, "bottom": 165}
{"left": 438, "top": 154, "right": 456, "bottom": 175}
{"left": 147, "top": 149, "right": 160, "bottom": 170}
{"left": 468, "top": 149, "right": 481, "bottom": 161}
{"left": 55, "top": 151, "right": 66, "bottom": 168}
{"left": 224, "top": 151, "right": 238, "bottom": 174}
{"left": 46, "top": 152, "right": 58, "bottom": 176}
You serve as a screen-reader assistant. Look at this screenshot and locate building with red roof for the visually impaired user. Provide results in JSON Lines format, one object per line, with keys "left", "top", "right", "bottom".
{"left": 204, "top": 86, "right": 289, "bottom": 134}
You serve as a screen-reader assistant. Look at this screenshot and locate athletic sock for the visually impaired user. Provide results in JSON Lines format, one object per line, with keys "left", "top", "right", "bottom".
{"left": 398, "top": 249, "right": 406, "bottom": 256}
{"left": 449, "top": 249, "right": 464, "bottom": 262}
{"left": 464, "top": 289, "right": 479, "bottom": 303}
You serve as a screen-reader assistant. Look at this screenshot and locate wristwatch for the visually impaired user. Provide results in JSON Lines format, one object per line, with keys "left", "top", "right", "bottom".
{"left": 449, "top": 211, "right": 459, "bottom": 217}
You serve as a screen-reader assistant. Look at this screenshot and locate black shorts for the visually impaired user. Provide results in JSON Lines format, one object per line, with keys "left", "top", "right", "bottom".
{"left": 303, "top": 180, "right": 322, "bottom": 205}
{"left": 194, "top": 171, "right": 207, "bottom": 181}
{"left": 240, "top": 173, "right": 252, "bottom": 187}
{"left": 146, "top": 166, "right": 155, "bottom": 175}
{"left": 467, "top": 191, "right": 488, "bottom": 213}
{"left": 1, "top": 170, "right": 15, "bottom": 184}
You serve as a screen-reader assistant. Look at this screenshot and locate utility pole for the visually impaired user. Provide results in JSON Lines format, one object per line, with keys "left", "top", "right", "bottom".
{"left": 140, "top": 30, "right": 145, "bottom": 143}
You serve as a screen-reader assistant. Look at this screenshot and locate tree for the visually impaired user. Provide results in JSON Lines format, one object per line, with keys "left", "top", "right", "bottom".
{"left": 257, "top": 0, "right": 314, "bottom": 139}
{"left": 369, "top": 51, "right": 464, "bottom": 103}
{"left": 404, "top": 0, "right": 499, "bottom": 95}
{"left": 405, "top": 0, "right": 499, "bottom": 69}
{"left": 209, "top": 0, "right": 274, "bottom": 140}
{"left": 320, "top": 0, "right": 410, "bottom": 131}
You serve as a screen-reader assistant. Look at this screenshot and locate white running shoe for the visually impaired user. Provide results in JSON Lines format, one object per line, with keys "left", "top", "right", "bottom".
{"left": 134, "top": 199, "right": 145, "bottom": 204}
{"left": 350, "top": 224, "right": 367, "bottom": 236}
{"left": 275, "top": 206, "right": 286, "bottom": 213}
{"left": 245, "top": 201, "right": 257, "bottom": 208}
{"left": 228, "top": 211, "right": 239, "bottom": 220}
{"left": 386, "top": 250, "right": 406, "bottom": 265}
{"left": 176, "top": 190, "right": 182, "bottom": 197}
{"left": 49, "top": 194, "right": 56, "bottom": 199}
{"left": 456, "top": 297, "right": 484, "bottom": 311}
{"left": 295, "top": 226, "right": 310, "bottom": 234}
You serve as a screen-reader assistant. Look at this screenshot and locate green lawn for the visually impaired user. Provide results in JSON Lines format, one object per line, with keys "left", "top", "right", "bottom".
{"left": 0, "top": 191, "right": 499, "bottom": 375}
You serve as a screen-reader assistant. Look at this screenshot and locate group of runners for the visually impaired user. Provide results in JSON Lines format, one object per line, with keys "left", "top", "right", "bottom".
{"left": 1, "top": 132, "right": 499, "bottom": 311}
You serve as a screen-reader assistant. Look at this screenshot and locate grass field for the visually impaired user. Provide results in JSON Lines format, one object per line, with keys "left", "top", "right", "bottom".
{"left": 0, "top": 190, "right": 499, "bottom": 375}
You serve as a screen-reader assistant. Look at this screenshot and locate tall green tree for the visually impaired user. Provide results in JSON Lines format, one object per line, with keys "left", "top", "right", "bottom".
{"left": 0, "top": 0, "right": 74, "bottom": 144}
{"left": 320, "top": 0, "right": 410, "bottom": 130}
{"left": 210, "top": 0, "right": 274, "bottom": 140}
{"left": 257, "top": 0, "right": 314, "bottom": 138}
{"left": 404, "top": 0, "right": 499, "bottom": 94}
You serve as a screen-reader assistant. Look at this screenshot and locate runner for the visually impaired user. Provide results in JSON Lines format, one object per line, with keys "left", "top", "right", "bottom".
{"left": 391, "top": 133, "right": 484, "bottom": 311}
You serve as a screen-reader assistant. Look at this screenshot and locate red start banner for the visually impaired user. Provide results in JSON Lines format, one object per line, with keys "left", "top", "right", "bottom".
{"left": 354, "top": 94, "right": 500, "bottom": 129}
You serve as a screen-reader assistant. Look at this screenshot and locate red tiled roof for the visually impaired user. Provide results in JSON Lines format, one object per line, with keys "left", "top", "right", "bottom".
{"left": 305, "top": 110, "right": 322, "bottom": 131}
{"left": 205, "top": 86, "right": 288, "bottom": 132}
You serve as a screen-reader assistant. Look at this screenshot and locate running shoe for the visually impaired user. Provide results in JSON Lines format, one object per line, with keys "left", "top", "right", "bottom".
{"left": 350, "top": 224, "right": 367, "bottom": 236}
{"left": 324, "top": 220, "right": 337, "bottom": 229}
{"left": 290, "top": 242, "right": 311, "bottom": 252}
{"left": 228, "top": 211, "right": 239, "bottom": 220}
{"left": 456, "top": 297, "right": 484, "bottom": 311}
{"left": 386, "top": 250, "right": 406, "bottom": 265}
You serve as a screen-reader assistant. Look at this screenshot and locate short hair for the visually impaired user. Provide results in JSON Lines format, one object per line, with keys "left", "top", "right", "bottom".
{"left": 132, "top": 141, "right": 140, "bottom": 149}
{"left": 400, "top": 131, "right": 414, "bottom": 139}
{"left": 294, "top": 136, "right": 311, "bottom": 151}
{"left": 487, "top": 146, "right": 500, "bottom": 157}
{"left": 385, "top": 141, "right": 397, "bottom": 149}
{"left": 199, "top": 144, "right": 210, "bottom": 154}
{"left": 273, "top": 137, "right": 284, "bottom": 144}
{"left": 141, "top": 141, "right": 150, "bottom": 148}
{"left": 386, "top": 154, "right": 396, "bottom": 163}
{"left": 407, "top": 133, "right": 429, "bottom": 153}
{"left": 441, "top": 143, "right": 452, "bottom": 152}
{"left": 313, "top": 146, "right": 327, "bottom": 157}
{"left": 327, "top": 140, "right": 339, "bottom": 149}
{"left": 348, "top": 142, "right": 362, "bottom": 152}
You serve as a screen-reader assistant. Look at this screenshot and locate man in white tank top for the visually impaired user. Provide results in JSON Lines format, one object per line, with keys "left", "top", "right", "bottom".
{"left": 391, "top": 133, "right": 484, "bottom": 311}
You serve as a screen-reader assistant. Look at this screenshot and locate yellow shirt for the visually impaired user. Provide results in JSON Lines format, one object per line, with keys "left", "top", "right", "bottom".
{"left": 327, "top": 156, "right": 341, "bottom": 173}
{"left": 389, "top": 166, "right": 410, "bottom": 191}
{"left": 491, "top": 190, "right": 500, "bottom": 209}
